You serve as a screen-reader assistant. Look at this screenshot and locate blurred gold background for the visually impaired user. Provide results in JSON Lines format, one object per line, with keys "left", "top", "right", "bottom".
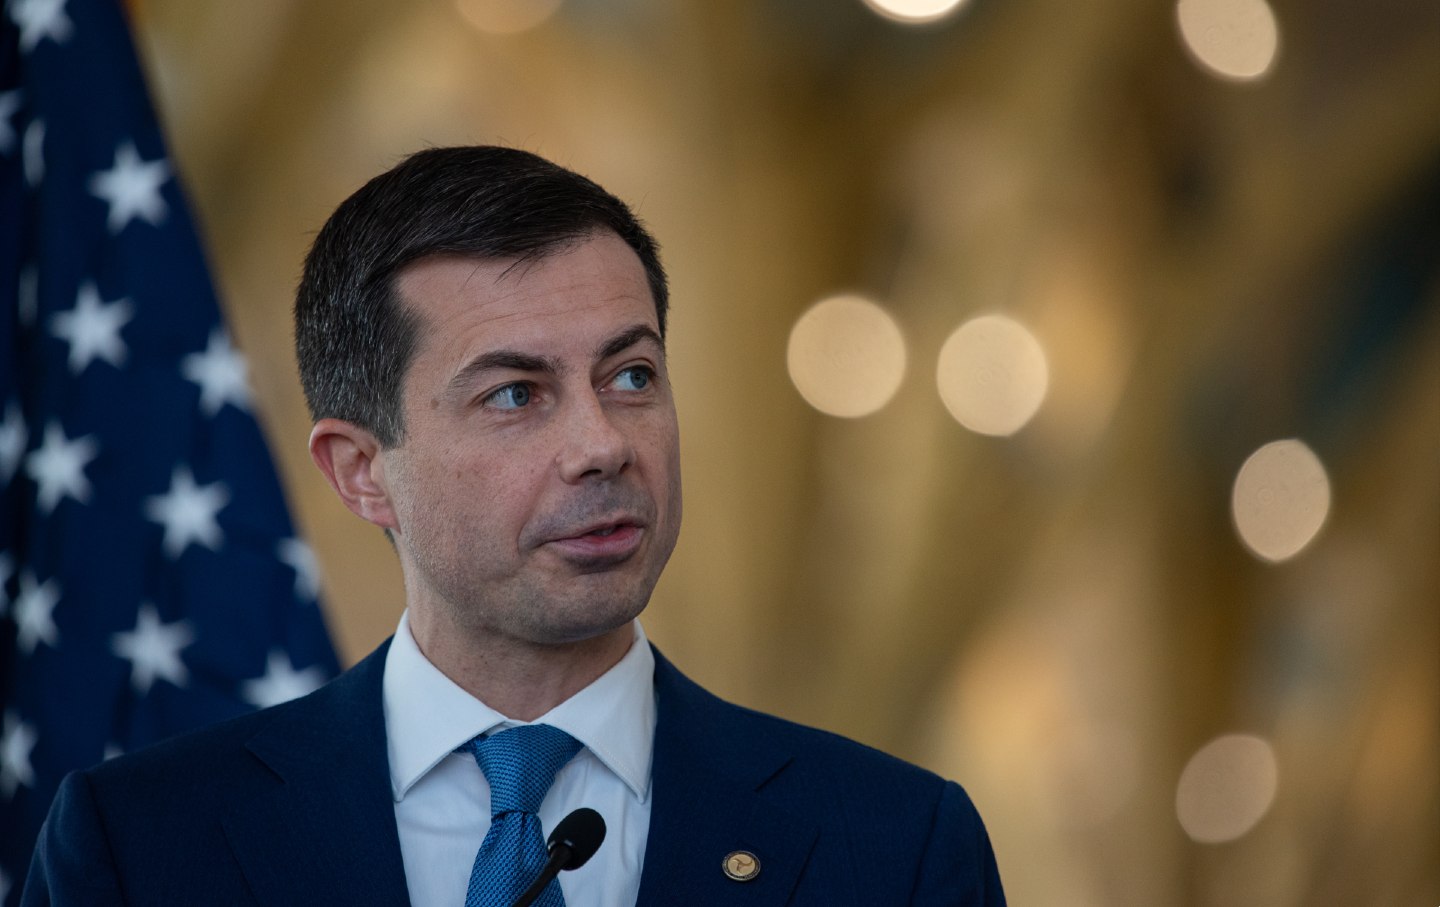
{"left": 131, "top": 0, "right": 1438, "bottom": 903}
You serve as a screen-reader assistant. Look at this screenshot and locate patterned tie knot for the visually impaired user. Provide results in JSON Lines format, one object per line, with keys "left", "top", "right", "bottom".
{"left": 466, "top": 724, "right": 582, "bottom": 817}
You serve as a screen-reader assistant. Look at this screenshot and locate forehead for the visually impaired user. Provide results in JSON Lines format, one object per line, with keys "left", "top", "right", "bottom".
{"left": 396, "top": 232, "right": 652, "bottom": 320}
{"left": 393, "top": 232, "right": 659, "bottom": 372}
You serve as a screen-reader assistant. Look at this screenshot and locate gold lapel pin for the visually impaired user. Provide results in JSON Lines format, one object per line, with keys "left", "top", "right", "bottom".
{"left": 723, "top": 850, "right": 761, "bottom": 882}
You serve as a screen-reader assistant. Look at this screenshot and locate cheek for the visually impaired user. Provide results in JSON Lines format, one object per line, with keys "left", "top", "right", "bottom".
{"left": 396, "top": 445, "right": 494, "bottom": 526}
{"left": 640, "top": 423, "right": 683, "bottom": 514}
{"left": 666, "top": 453, "right": 683, "bottom": 523}
{"left": 444, "top": 452, "right": 548, "bottom": 520}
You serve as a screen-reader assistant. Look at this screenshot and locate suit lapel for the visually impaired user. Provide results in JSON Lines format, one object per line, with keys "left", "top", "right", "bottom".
{"left": 636, "top": 649, "right": 819, "bottom": 907}
{"left": 222, "top": 641, "right": 411, "bottom": 906}
{"left": 211, "top": 639, "right": 824, "bottom": 904}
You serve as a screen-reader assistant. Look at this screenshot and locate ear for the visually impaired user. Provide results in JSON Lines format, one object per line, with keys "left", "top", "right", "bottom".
{"left": 308, "top": 418, "right": 400, "bottom": 531}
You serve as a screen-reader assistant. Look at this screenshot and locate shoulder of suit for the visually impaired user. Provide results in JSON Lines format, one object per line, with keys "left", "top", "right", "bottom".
{"left": 724, "top": 696, "right": 945, "bottom": 782}
{"left": 85, "top": 639, "right": 384, "bottom": 788}
{"left": 83, "top": 685, "right": 310, "bottom": 790}
{"left": 654, "top": 647, "right": 949, "bottom": 793}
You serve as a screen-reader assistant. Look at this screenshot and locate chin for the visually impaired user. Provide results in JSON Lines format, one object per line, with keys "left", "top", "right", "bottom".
{"left": 520, "top": 587, "right": 650, "bottom": 647}
{"left": 519, "top": 614, "right": 635, "bottom": 650}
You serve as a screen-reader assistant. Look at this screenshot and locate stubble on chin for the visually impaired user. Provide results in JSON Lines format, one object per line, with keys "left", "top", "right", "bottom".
{"left": 426, "top": 567, "right": 653, "bottom": 652}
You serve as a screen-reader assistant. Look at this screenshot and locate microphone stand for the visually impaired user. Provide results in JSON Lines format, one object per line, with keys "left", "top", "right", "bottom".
{"left": 511, "top": 843, "right": 574, "bottom": 907}
{"left": 509, "top": 807, "right": 605, "bottom": 907}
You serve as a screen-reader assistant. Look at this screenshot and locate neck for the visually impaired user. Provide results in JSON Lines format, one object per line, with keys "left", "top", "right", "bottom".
{"left": 405, "top": 608, "right": 634, "bottom": 721}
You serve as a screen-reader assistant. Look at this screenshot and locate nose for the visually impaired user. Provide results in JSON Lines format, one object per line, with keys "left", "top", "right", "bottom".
{"left": 556, "top": 393, "right": 635, "bottom": 483}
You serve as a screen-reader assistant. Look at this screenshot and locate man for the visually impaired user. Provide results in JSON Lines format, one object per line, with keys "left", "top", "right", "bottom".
{"left": 25, "top": 146, "right": 1004, "bottom": 905}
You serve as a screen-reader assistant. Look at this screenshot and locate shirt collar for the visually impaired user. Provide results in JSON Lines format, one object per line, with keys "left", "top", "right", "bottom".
{"left": 382, "top": 611, "right": 656, "bottom": 803}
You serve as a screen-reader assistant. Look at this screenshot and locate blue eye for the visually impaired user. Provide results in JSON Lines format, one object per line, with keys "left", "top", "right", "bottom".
{"left": 614, "top": 367, "right": 652, "bottom": 391}
{"left": 486, "top": 383, "right": 531, "bottom": 409}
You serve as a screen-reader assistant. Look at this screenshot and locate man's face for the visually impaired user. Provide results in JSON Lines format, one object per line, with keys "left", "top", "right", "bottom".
{"left": 377, "top": 231, "right": 682, "bottom": 648}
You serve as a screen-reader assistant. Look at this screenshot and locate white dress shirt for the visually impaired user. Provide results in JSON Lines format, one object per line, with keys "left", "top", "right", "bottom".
{"left": 383, "top": 611, "right": 655, "bottom": 907}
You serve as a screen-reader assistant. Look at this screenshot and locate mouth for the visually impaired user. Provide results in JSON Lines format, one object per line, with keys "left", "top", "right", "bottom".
{"left": 544, "top": 518, "right": 645, "bottom": 567}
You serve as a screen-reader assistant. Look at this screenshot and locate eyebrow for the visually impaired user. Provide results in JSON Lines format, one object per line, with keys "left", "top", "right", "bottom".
{"left": 446, "top": 350, "right": 562, "bottom": 395}
{"left": 446, "top": 324, "right": 664, "bottom": 395}
{"left": 596, "top": 324, "right": 665, "bottom": 361}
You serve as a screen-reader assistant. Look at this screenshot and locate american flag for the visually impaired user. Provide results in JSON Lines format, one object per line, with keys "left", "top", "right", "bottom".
{"left": 0, "top": 0, "right": 340, "bottom": 899}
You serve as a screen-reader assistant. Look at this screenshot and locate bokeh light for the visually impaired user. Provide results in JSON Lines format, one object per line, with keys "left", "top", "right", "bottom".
{"left": 1175, "top": 0, "right": 1280, "bottom": 82}
{"left": 1232, "top": 439, "right": 1331, "bottom": 563}
{"left": 936, "top": 314, "right": 1048, "bottom": 436}
{"left": 861, "top": 0, "right": 968, "bottom": 26}
{"left": 456, "top": 0, "right": 563, "bottom": 35}
{"left": 787, "top": 295, "right": 907, "bottom": 418}
{"left": 1176, "top": 734, "right": 1279, "bottom": 843}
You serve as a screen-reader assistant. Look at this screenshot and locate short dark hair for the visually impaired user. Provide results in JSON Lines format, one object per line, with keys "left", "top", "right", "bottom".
{"left": 294, "top": 145, "right": 668, "bottom": 447}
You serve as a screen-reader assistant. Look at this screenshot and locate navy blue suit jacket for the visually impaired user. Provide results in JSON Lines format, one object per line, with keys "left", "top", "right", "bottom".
{"left": 25, "top": 642, "right": 1004, "bottom": 905}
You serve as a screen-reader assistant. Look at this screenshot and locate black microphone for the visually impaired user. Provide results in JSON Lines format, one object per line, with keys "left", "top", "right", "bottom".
{"left": 510, "top": 807, "right": 607, "bottom": 907}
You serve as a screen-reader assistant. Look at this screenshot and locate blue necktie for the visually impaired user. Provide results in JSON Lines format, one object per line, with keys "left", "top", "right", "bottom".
{"left": 463, "top": 724, "right": 583, "bottom": 907}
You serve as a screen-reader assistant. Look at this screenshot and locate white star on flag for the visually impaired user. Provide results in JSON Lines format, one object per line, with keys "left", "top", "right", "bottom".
{"left": 49, "top": 282, "right": 133, "bottom": 373}
{"left": 22, "top": 119, "right": 43, "bottom": 187}
{"left": 24, "top": 421, "right": 98, "bottom": 514}
{"left": 181, "top": 328, "right": 251, "bottom": 416}
{"left": 0, "top": 865, "right": 11, "bottom": 904}
{"left": 88, "top": 140, "right": 168, "bottom": 233}
{"left": 8, "top": 0, "right": 73, "bottom": 53}
{"left": 111, "top": 603, "right": 195, "bottom": 695}
{"left": 144, "top": 466, "right": 229, "bottom": 558}
{"left": 0, "top": 712, "right": 38, "bottom": 799}
{"left": 0, "top": 402, "right": 26, "bottom": 482}
{"left": 240, "top": 650, "right": 326, "bottom": 709}
{"left": 277, "top": 537, "right": 322, "bottom": 601}
{"left": 13, "top": 571, "right": 61, "bottom": 654}
{"left": 0, "top": 90, "right": 21, "bottom": 155}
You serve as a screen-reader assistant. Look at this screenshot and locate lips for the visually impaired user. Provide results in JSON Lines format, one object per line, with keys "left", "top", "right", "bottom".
{"left": 543, "top": 517, "right": 646, "bottom": 567}
{"left": 576, "top": 522, "right": 626, "bottom": 538}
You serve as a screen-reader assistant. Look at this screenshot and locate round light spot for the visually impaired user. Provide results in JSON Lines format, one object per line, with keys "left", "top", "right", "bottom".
{"left": 1176, "top": 734, "right": 1278, "bottom": 843}
{"left": 1175, "top": 0, "right": 1280, "bottom": 82}
{"left": 861, "top": 0, "right": 968, "bottom": 25}
{"left": 787, "top": 295, "right": 907, "bottom": 418}
{"left": 456, "top": 0, "right": 563, "bottom": 35}
{"left": 936, "top": 314, "right": 1048, "bottom": 436}
{"left": 1232, "top": 439, "right": 1330, "bottom": 562}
